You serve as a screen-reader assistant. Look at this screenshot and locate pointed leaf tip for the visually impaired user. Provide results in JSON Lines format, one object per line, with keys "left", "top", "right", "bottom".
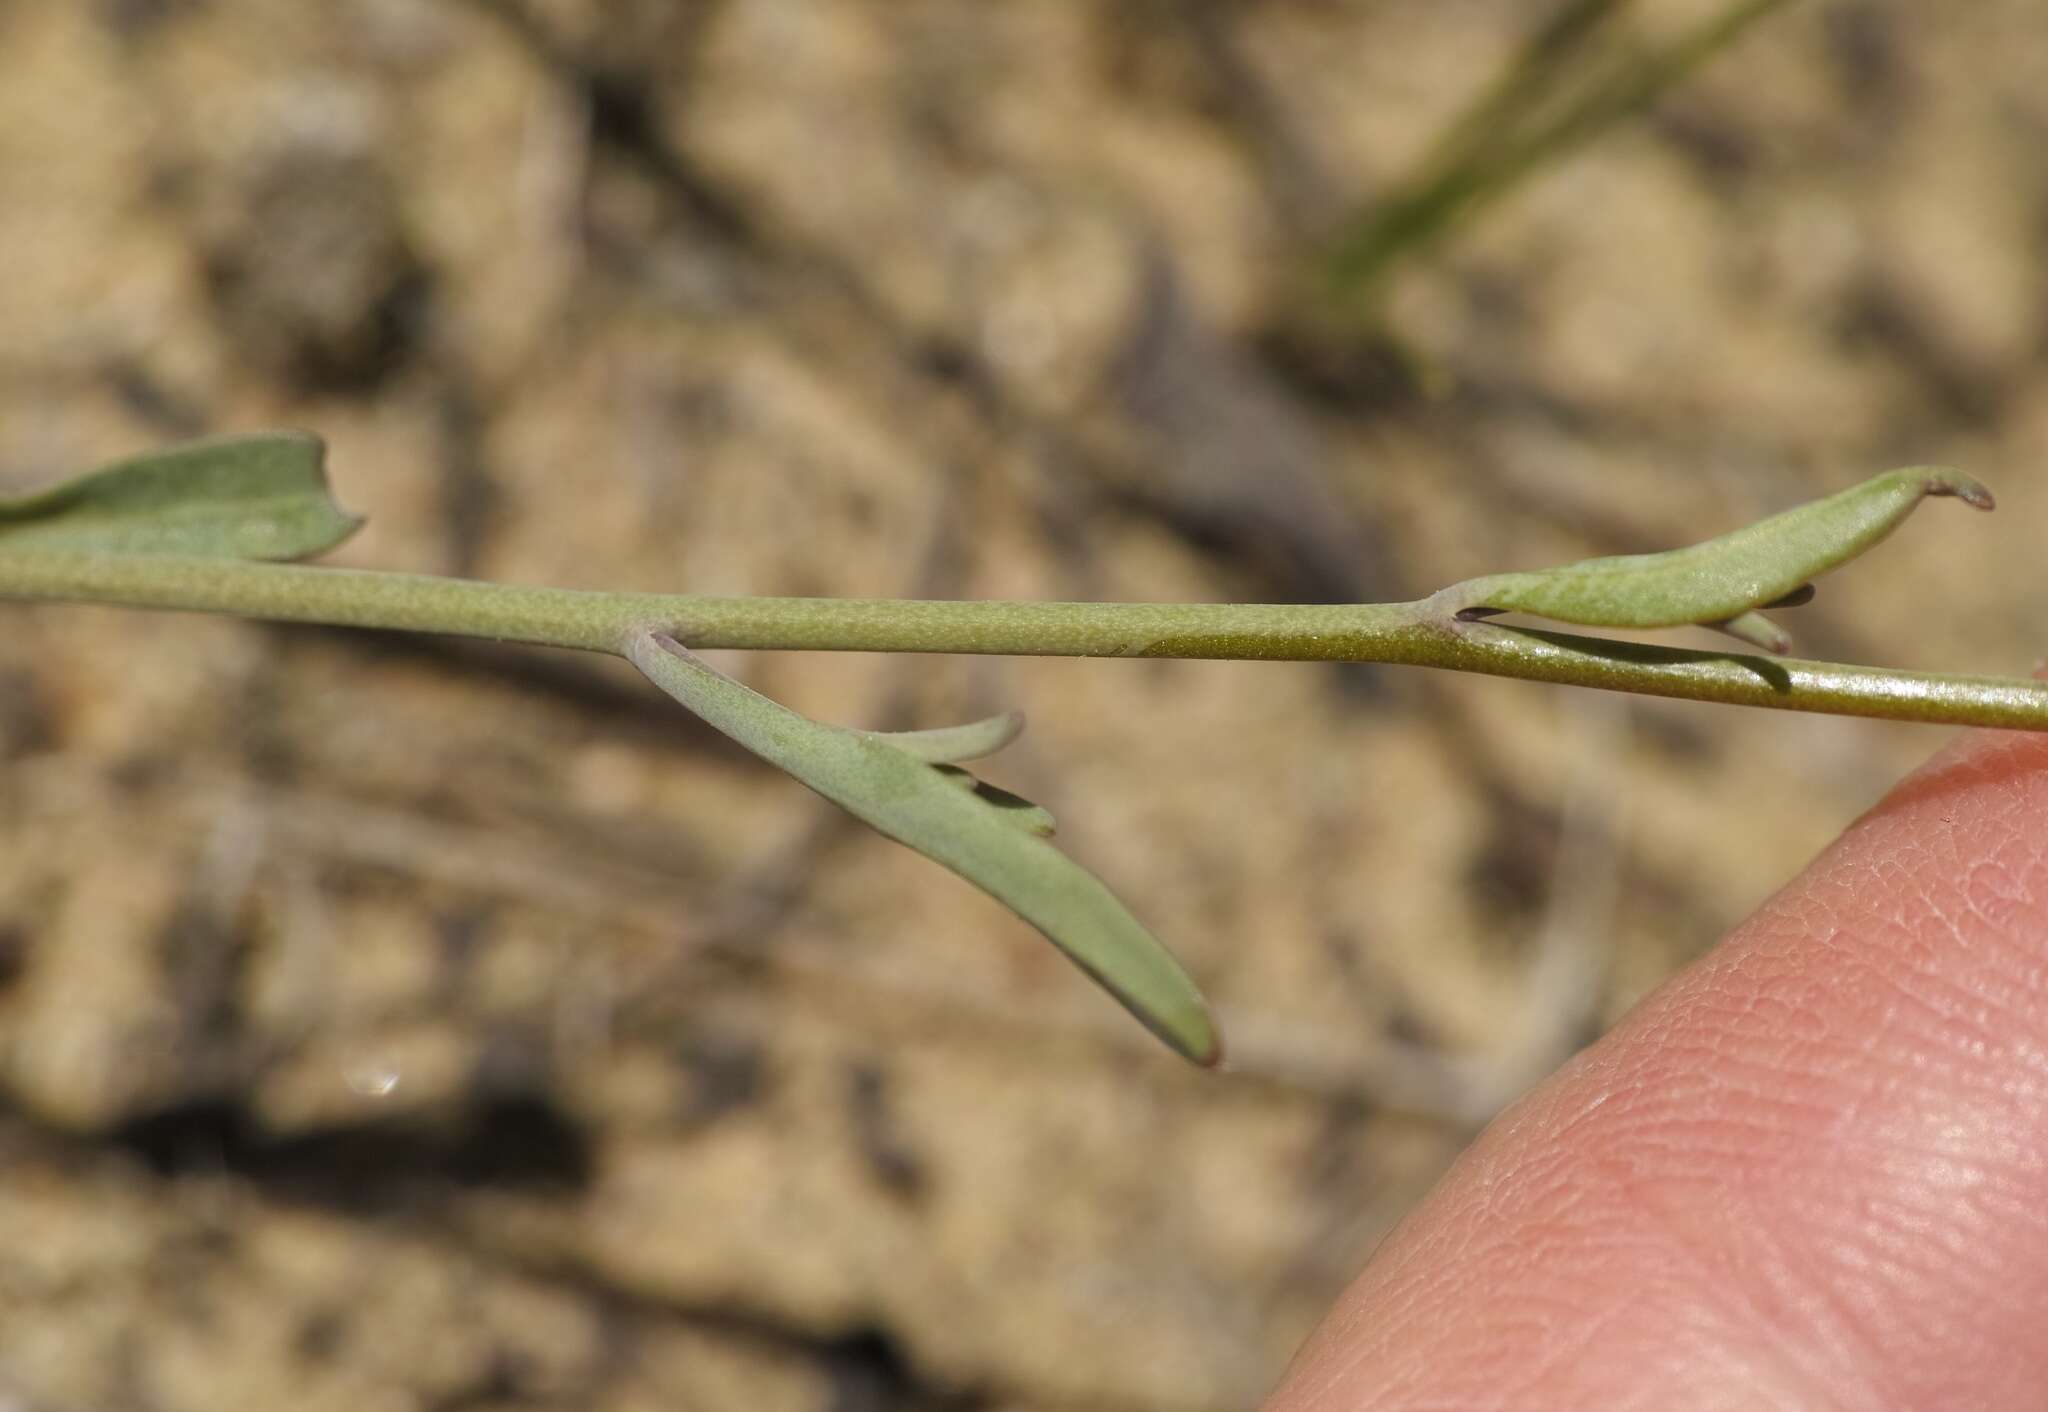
{"left": 0, "top": 431, "right": 361, "bottom": 561}
{"left": 1920, "top": 467, "right": 1994, "bottom": 510}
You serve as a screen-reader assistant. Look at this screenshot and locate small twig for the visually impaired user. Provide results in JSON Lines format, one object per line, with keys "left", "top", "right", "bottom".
{"left": 0, "top": 548, "right": 2042, "bottom": 731}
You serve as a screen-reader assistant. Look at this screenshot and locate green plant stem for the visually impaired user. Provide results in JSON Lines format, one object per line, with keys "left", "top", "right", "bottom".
{"left": 1328, "top": 0, "right": 1792, "bottom": 305}
{"left": 2, "top": 547, "right": 2044, "bottom": 730}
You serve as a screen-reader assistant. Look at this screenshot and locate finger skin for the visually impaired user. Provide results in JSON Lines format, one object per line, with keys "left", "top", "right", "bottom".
{"left": 1266, "top": 727, "right": 2048, "bottom": 1411}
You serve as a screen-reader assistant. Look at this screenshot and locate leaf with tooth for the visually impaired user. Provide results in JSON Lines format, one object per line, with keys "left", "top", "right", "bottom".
{"left": 627, "top": 631, "right": 1220, "bottom": 1065}
{"left": 0, "top": 431, "right": 361, "bottom": 561}
{"left": 1438, "top": 467, "right": 1992, "bottom": 652}
{"left": 862, "top": 710, "right": 1025, "bottom": 763}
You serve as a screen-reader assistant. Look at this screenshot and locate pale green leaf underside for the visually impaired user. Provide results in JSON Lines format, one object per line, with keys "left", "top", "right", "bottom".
{"left": 863, "top": 710, "right": 1025, "bottom": 763}
{"left": 1441, "top": 466, "right": 1992, "bottom": 650}
{"left": 0, "top": 432, "right": 362, "bottom": 561}
{"left": 627, "top": 632, "right": 1220, "bottom": 1066}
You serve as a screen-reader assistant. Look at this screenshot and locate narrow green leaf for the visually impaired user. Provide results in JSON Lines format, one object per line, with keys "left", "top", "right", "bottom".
{"left": 0, "top": 432, "right": 362, "bottom": 561}
{"left": 627, "top": 632, "right": 1221, "bottom": 1066}
{"left": 862, "top": 710, "right": 1025, "bottom": 763}
{"left": 1438, "top": 467, "right": 1992, "bottom": 651}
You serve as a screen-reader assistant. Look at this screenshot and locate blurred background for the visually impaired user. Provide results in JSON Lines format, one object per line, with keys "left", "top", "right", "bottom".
{"left": 2, "top": 1, "right": 2046, "bottom": 1407}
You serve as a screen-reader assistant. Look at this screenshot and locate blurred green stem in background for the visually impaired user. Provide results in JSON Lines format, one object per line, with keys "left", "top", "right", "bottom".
{"left": 1326, "top": 0, "right": 1795, "bottom": 313}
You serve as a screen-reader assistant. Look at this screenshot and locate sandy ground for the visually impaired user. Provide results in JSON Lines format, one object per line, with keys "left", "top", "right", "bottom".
{"left": 2, "top": 2, "right": 2046, "bottom": 1408}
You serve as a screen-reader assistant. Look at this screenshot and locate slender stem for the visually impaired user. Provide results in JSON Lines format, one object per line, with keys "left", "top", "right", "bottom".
{"left": 0, "top": 550, "right": 663, "bottom": 653}
{"left": 2, "top": 548, "right": 2044, "bottom": 730}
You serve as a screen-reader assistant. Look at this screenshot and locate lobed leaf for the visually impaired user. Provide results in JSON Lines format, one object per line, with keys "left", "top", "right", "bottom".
{"left": 0, "top": 432, "right": 362, "bottom": 561}
{"left": 627, "top": 632, "right": 1220, "bottom": 1066}
{"left": 1439, "top": 467, "right": 1992, "bottom": 651}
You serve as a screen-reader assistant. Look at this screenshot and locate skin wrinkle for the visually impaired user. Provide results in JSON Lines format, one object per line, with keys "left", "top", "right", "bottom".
{"left": 1732, "top": 1203, "right": 1895, "bottom": 1402}
{"left": 1491, "top": 1284, "right": 1646, "bottom": 1406}
{"left": 1854, "top": 1181, "right": 2001, "bottom": 1299}
{"left": 1801, "top": 1144, "right": 1994, "bottom": 1313}
{"left": 1266, "top": 725, "right": 2048, "bottom": 1410}
{"left": 1327, "top": 1184, "right": 1812, "bottom": 1410}
{"left": 1801, "top": 856, "right": 2024, "bottom": 1055}
{"left": 1574, "top": 1183, "right": 1839, "bottom": 1406}
{"left": 1397, "top": 1078, "right": 1839, "bottom": 1402}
